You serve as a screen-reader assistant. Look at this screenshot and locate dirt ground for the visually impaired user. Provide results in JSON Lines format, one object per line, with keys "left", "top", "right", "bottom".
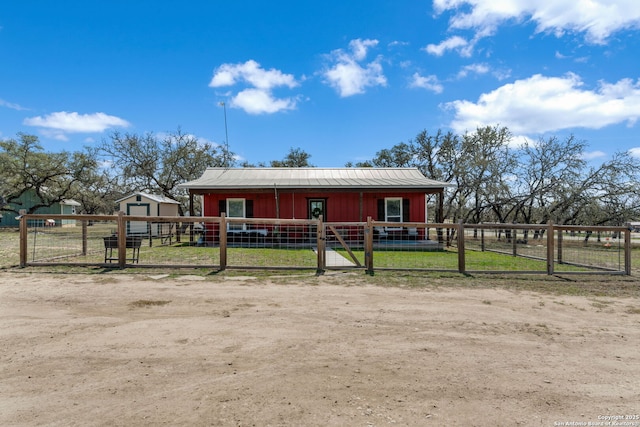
{"left": 1, "top": 270, "right": 639, "bottom": 426}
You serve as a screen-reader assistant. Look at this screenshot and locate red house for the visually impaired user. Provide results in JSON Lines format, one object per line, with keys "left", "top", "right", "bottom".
{"left": 181, "top": 168, "right": 451, "bottom": 241}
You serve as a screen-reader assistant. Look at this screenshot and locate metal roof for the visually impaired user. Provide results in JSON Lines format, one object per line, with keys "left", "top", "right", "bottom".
{"left": 116, "top": 192, "right": 180, "bottom": 204}
{"left": 180, "top": 168, "right": 453, "bottom": 190}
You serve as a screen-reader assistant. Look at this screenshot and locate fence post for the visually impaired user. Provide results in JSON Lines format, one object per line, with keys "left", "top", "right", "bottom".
{"left": 557, "top": 228, "right": 563, "bottom": 264}
{"left": 481, "top": 227, "right": 485, "bottom": 252}
{"left": 147, "top": 222, "right": 153, "bottom": 248}
{"left": 457, "top": 220, "right": 465, "bottom": 274}
{"left": 365, "top": 217, "right": 374, "bottom": 275}
{"left": 625, "top": 226, "right": 631, "bottom": 275}
{"left": 219, "top": 214, "right": 227, "bottom": 271}
{"left": 546, "top": 221, "right": 554, "bottom": 275}
{"left": 117, "top": 211, "right": 126, "bottom": 268}
{"left": 19, "top": 215, "right": 27, "bottom": 267}
{"left": 82, "top": 220, "right": 88, "bottom": 256}
{"left": 316, "top": 216, "right": 325, "bottom": 273}
{"left": 512, "top": 227, "right": 517, "bottom": 257}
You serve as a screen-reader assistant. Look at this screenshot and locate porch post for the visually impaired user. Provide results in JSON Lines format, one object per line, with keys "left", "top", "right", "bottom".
{"left": 274, "top": 184, "right": 280, "bottom": 219}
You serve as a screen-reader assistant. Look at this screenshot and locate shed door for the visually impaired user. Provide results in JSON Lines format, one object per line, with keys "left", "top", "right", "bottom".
{"left": 128, "top": 204, "right": 149, "bottom": 235}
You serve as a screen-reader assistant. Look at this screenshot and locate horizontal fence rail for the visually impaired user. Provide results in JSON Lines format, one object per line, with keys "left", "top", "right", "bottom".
{"left": 18, "top": 214, "right": 633, "bottom": 275}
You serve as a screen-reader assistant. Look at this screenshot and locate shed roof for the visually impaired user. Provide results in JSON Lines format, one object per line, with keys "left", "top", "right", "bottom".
{"left": 180, "top": 167, "right": 452, "bottom": 190}
{"left": 116, "top": 192, "right": 180, "bottom": 204}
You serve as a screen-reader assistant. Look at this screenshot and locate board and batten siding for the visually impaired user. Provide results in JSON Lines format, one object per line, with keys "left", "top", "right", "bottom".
{"left": 203, "top": 191, "right": 426, "bottom": 222}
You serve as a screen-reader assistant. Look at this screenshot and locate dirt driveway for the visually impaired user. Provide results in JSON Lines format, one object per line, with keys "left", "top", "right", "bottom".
{"left": 1, "top": 270, "right": 639, "bottom": 426}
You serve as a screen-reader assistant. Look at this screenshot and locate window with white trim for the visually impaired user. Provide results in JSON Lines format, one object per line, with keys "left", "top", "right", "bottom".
{"left": 385, "top": 197, "right": 402, "bottom": 230}
{"left": 227, "top": 198, "right": 246, "bottom": 230}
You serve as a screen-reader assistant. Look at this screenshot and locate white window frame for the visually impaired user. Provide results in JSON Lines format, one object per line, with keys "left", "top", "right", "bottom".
{"left": 226, "top": 198, "right": 246, "bottom": 231}
{"left": 385, "top": 197, "right": 402, "bottom": 230}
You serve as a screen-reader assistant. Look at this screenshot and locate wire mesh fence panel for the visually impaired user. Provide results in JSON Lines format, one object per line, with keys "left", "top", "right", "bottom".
{"left": 225, "top": 220, "right": 319, "bottom": 269}
{"left": 461, "top": 225, "right": 550, "bottom": 273}
{"left": 0, "top": 228, "right": 21, "bottom": 268}
{"left": 555, "top": 229, "right": 627, "bottom": 273}
{"left": 370, "top": 223, "right": 456, "bottom": 271}
{"left": 25, "top": 219, "right": 118, "bottom": 265}
{"left": 125, "top": 219, "right": 220, "bottom": 267}
{"left": 19, "top": 215, "right": 631, "bottom": 274}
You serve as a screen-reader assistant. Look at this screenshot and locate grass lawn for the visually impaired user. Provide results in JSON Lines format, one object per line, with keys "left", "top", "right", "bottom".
{"left": 342, "top": 248, "right": 592, "bottom": 272}
{"left": 0, "top": 228, "right": 20, "bottom": 268}
{"left": 226, "top": 247, "right": 318, "bottom": 267}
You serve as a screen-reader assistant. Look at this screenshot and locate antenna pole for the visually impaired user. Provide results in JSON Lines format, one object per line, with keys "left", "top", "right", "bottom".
{"left": 219, "top": 101, "right": 230, "bottom": 167}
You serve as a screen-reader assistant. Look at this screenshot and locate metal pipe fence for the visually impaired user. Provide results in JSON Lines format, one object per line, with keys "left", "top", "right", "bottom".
{"left": 18, "top": 214, "right": 632, "bottom": 275}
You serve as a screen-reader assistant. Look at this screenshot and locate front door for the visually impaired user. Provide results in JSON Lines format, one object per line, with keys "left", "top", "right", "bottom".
{"left": 308, "top": 199, "right": 326, "bottom": 220}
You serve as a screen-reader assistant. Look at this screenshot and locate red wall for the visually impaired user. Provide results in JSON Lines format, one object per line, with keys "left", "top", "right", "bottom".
{"left": 203, "top": 191, "right": 426, "bottom": 222}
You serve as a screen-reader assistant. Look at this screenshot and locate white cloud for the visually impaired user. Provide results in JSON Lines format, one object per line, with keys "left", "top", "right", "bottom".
{"left": 209, "top": 60, "right": 298, "bottom": 90}
{"left": 492, "top": 68, "right": 512, "bottom": 81}
{"left": 424, "top": 36, "right": 472, "bottom": 57}
{"left": 508, "top": 134, "right": 533, "bottom": 149}
{"left": 410, "top": 73, "right": 444, "bottom": 94}
{"left": 349, "top": 38, "right": 379, "bottom": 61}
{"left": 0, "top": 98, "right": 27, "bottom": 111}
{"left": 23, "top": 112, "right": 130, "bottom": 139}
{"left": 629, "top": 147, "right": 640, "bottom": 158}
{"left": 231, "top": 89, "right": 297, "bottom": 114}
{"left": 323, "top": 38, "right": 387, "bottom": 97}
{"left": 445, "top": 73, "right": 640, "bottom": 134}
{"left": 209, "top": 60, "right": 299, "bottom": 114}
{"left": 388, "top": 40, "right": 409, "bottom": 48}
{"left": 457, "top": 63, "right": 490, "bottom": 79}
{"left": 433, "top": 0, "right": 640, "bottom": 44}
{"left": 581, "top": 150, "right": 607, "bottom": 161}
{"left": 209, "top": 70, "right": 236, "bottom": 87}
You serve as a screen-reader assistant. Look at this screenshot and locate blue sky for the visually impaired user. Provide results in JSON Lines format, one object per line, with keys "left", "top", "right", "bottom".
{"left": 1, "top": 0, "right": 640, "bottom": 166}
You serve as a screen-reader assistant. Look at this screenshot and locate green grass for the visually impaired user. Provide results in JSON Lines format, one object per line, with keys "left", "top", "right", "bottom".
{"left": 138, "top": 244, "right": 318, "bottom": 267}
{"left": 137, "top": 243, "right": 220, "bottom": 265}
{"left": 0, "top": 228, "right": 21, "bottom": 268}
{"left": 226, "top": 247, "right": 318, "bottom": 267}
{"left": 342, "top": 248, "right": 591, "bottom": 272}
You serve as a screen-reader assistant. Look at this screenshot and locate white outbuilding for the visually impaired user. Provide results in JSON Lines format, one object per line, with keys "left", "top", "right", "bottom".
{"left": 116, "top": 192, "right": 180, "bottom": 236}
